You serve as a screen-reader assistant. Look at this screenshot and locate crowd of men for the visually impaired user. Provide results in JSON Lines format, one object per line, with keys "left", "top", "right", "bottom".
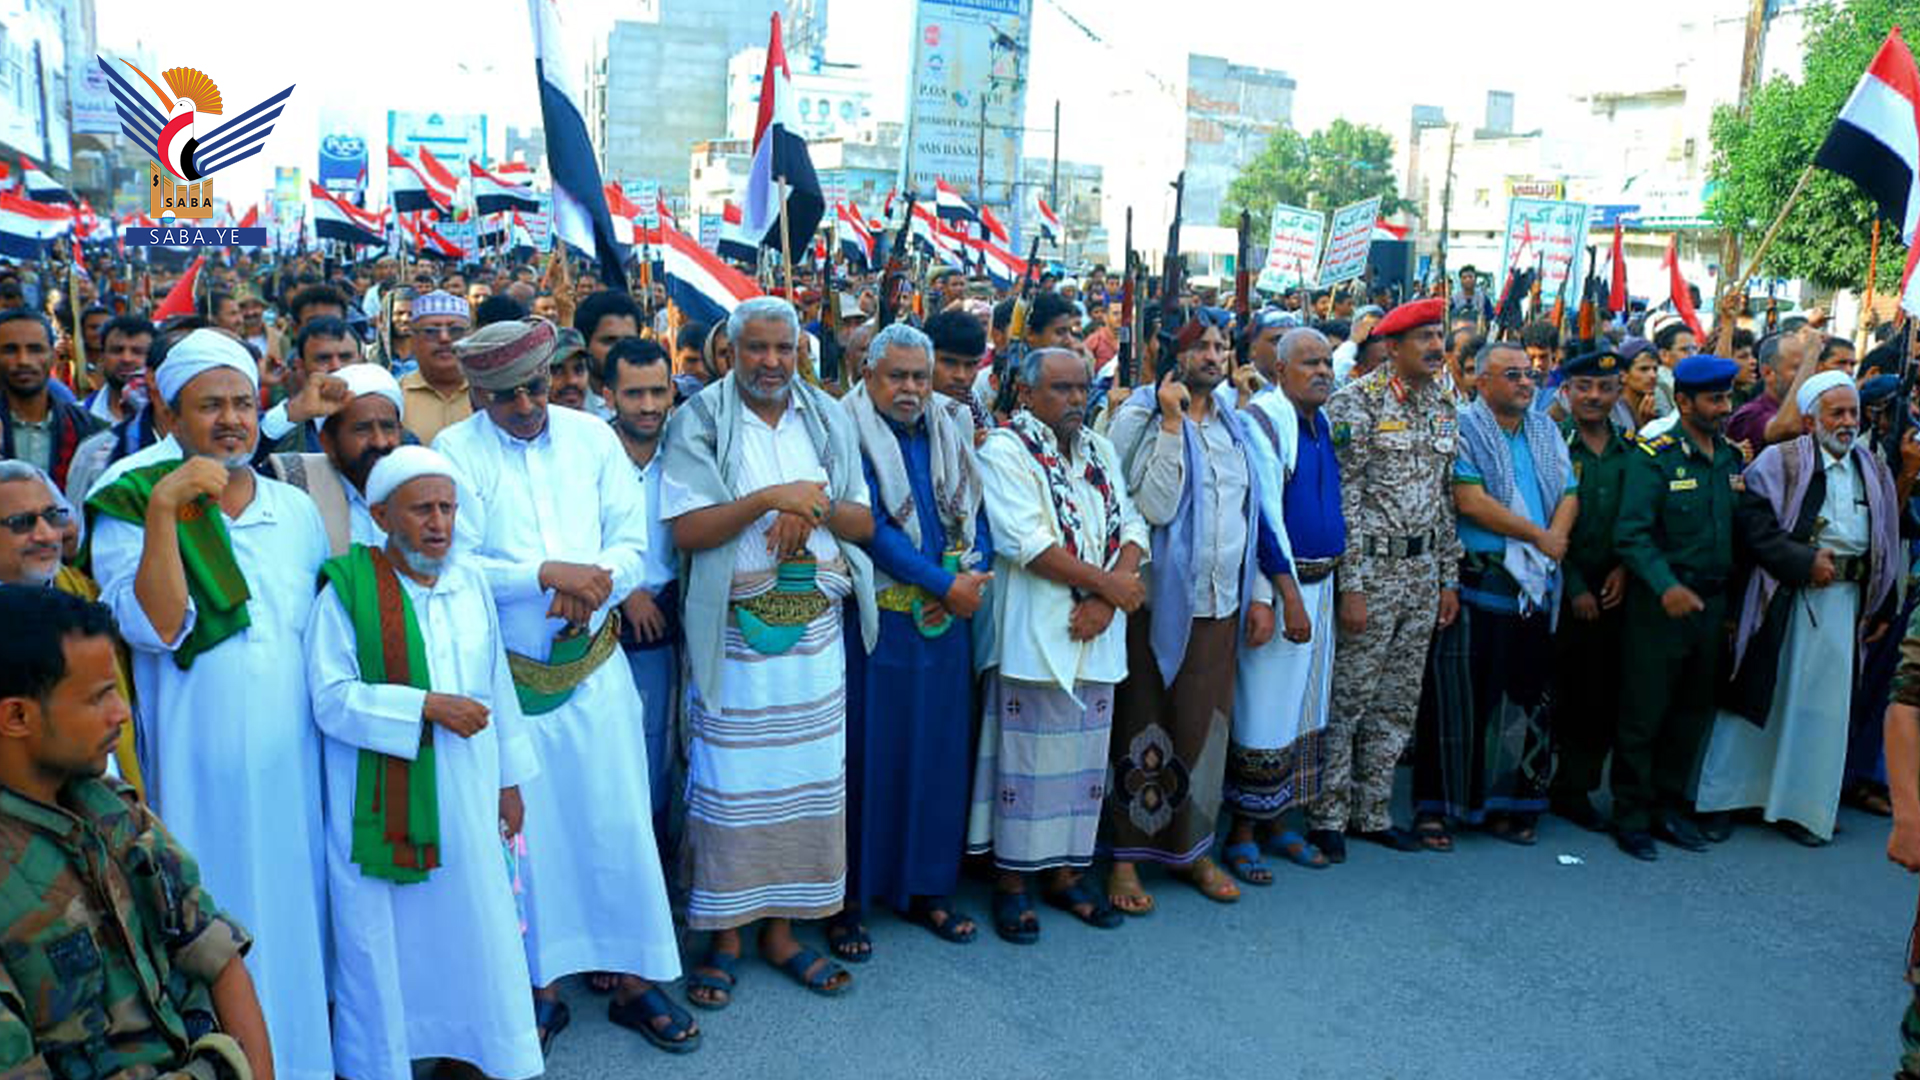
{"left": 3, "top": 242, "right": 1920, "bottom": 1079}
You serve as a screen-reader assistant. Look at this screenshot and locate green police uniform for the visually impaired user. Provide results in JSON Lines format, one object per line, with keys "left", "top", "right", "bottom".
{"left": 1551, "top": 416, "right": 1634, "bottom": 807}
{"left": 1610, "top": 427, "right": 1742, "bottom": 834}
{"left": 0, "top": 777, "right": 253, "bottom": 1080}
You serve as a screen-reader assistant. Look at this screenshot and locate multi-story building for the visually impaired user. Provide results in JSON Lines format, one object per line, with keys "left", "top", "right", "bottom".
{"left": 1182, "top": 54, "right": 1294, "bottom": 229}
{"left": 589, "top": 0, "right": 825, "bottom": 198}
{"left": 724, "top": 47, "right": 872, "bottom": 143}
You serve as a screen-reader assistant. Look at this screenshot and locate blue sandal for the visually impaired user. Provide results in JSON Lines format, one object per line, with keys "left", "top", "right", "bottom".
{"left": 1221, "top": 841, "right": 1275, "bottom": 886}
{"left": 993, "top": 889, "right": 1040, "bottom": 945}
{"left": 683, "top": 951, "right": 737, "bottom": 1011}
{"left": 773, "top": 946, "right": 852, "bottom": 997}
{"left": 1264, "top": 829, "right": 1331, "bottom": 869}
{"left": 609, "top": 986, "right": 702, "bottom": 1054}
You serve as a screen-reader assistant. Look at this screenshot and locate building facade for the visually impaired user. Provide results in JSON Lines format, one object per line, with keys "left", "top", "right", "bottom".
{"left": 1182, "top": 53, "right": 1294, "bottom": 230}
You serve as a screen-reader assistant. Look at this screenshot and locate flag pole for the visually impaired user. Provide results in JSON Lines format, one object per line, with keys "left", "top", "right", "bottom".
{"left": 1863, "top": 217, "right": 1882, "bottom": 349}
{"left": 68, "top": 250, "right": 88, "bottom": 396}
{"left": 1716, "top": 159, "right": 1817, "bottom": 352}
{"left": 778, "top": 175, "right": 817, "bottom": 387}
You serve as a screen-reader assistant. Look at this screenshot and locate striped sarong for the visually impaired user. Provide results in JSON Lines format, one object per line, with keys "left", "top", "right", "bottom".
{"left": 1224, "top": 576, "right": 1337, "bottom": 819}
{"left": 683, "top": 571, "right": 850, "bottom": 931}
{"left": 965, "top": 676, "right": 1116, "bottom": 873}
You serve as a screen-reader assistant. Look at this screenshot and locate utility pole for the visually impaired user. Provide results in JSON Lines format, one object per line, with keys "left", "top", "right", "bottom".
{"left": 976, "top": 94, "right": 987, "bottom": 203}
{"left": 1436, "top": 123, "right": 1458, "bottom": 300}
{"left": 1050, "top": 99, "right": 1061, "bottom": 209}
{"left": 1715, "top": 0, "right": 1773, "bottom": 352}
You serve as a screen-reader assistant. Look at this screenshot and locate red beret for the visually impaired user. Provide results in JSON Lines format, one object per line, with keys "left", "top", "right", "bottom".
{"left": 1373, "top": 297, "right": 1446, "bottom": 338}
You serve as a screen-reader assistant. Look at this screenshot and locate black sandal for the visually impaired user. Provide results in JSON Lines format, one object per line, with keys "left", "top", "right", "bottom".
{"left": 825, "top": 915, "right": 872, "bottom": 963}
{"left": 608, "top": 986, "right": 702, "bottom": 1055}
{"left": 1413, "top": 815, "right": 1455, "bottom": 853}
{"left": 683, "top": 951, "right": 737, "bottom": 1012}
{"left": 992, "top": 889, "right": 1040, "bottom": 944}
{"left": 1043, "top": 877, "right": 1124, "bottom": 929}
{"left": 907, "top": 897, "right": 977, "bottom": 944}
{"left": 1487, "top": 813, "right": 1538, "bottom": 847}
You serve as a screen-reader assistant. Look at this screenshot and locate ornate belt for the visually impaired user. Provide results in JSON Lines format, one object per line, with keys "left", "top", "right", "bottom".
{"left": 875, "top": 583, "right": 930, "bottom": 613}
{"left": 1293, "top": 557, "right": 1338, "bottom": 584}
{"left": 507, "top": 610, "right": 622, "bottom": 716}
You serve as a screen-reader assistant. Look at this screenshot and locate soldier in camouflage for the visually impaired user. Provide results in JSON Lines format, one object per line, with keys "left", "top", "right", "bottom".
{"left": 1308, "top": 298, "right": 1463, "bottom": 861}
{"left": 0, "top": 586, "right": 269, "bottom": 1080}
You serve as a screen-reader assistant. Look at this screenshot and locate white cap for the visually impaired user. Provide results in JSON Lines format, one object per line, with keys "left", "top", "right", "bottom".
{"left": 332, "top": 363, "right": 404, "bottom": 414}
{"left": 1796, "top": 369, "right": 1855, "bottom": 416}
{"left": 365, "top": 445, "right": 458, "bottom": 507}
{"left": 154, "top": 329, "right": 257, "bottom": 404}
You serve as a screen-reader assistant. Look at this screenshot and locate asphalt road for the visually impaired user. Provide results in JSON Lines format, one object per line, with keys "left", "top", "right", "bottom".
{"left": 538, "top": 802, "right": 1909, "bottom": 1080}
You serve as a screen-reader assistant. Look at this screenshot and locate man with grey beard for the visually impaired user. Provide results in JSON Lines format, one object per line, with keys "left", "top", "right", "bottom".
{"left": 85, "top": 329, "right": 336, "bottom": 1080}
{"left": 1222, "top": 328, "right": 1345, "bottom": 875}
{"left": 1696, "top": 373, "right": 1902, "bottom": 846}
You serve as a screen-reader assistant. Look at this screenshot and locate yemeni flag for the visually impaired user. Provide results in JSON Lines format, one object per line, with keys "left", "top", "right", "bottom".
{"left": 528, "top": 0, "right": 629, "bottom": 289}
{"left": 1816, "top": 27, "right": 1920, "bottom": 314}
{"left": 1662, "top": 233, "right": 1704, "bottom": 338}
{"left": 0, "top": 192, "right": 70, "bottom": 258}
{"left": 20, "top": 158, "right": 74, "bottom": 205}
{"left": 311, "top": 181, "right": 386, "bottom": 246}
{"left": 838, "top": 200, "right": 874, "bottom": 270}
{"left": 661, "top": 216, "right": 762, "bottom": 325}
{"left": 740, "top": 13, "right": 824, "bottom": 256}
{"left": 979, "top": 204, "right": 1010, "bottom": 244}
{"left": 388, "top": 146, "right": 445, "bottom": 214}
{"left": 935, "top": 178, "right": 977, "bottom": 226}
{"left": 603, "top": 181, "right": 641, "bottom": 247}
{"left": 717, "top": 200, "right": 757, "bottom": 264}
{"left": 1034, "top": 194, "right": 1060, "bottom": 245}
{"left": 416, "top": 147, "right": 458, "bottom": 211}
{"left": 469, "top": 159, "right": 539, "bottom": 215}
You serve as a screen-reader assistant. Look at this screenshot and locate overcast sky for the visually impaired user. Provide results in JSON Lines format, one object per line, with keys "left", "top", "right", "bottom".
{"left": 93, "top": 0, "right": 1760, "bottom": 208}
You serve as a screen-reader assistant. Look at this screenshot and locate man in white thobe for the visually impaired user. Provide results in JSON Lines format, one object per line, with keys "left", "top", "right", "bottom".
{"left": 306, "top": 446, "right": 544, "bottom": 1080}
{"left": 1698, "top": 372, "right": 1902, "bottom": 844}
{"left": 433, "top": 318, "right": 692, "bottom": 1053}
{"left": 86, "top": 330, "right": 334, "bottom": 1080}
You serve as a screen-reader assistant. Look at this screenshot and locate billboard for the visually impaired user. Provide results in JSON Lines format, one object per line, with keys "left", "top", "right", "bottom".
{"left": 71, "top": 66, "right": 119, "bottom": 135}
{"left": 386, "top": 111, "right": 488, "bottom": 174}
{"left": 318, "top": 108, "right": 368, "bottom": 196}
{"left": 905, "top": 0, "right": 1031, "bottom": 209}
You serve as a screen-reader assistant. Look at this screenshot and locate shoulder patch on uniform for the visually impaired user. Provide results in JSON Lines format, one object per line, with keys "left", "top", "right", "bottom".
{"left": 1332, "top": 421, "right": 1352, "bottom": 447}
{"left": 1635, "top": 433, "right": 1673, "bottom": 456}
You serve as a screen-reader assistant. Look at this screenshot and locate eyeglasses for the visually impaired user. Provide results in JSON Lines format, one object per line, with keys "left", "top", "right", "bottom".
{"left": 489, "top": 378, "right": 549, "bottom": 405}
{"left": 1495, "top": 368, "right": 1542, "bottom": 384}
{"left": 415, "top": 324, "right": 468, "bottom": 340}
{"left": 0, "top": 505, "right": 70, "bottom": 535}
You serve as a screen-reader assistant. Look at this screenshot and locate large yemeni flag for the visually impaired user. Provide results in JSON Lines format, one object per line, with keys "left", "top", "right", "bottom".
{"left": 529, "top": 0, "right": 629, "bottom": 289}
{"left": 470, "top": 159, "right": 540, "bottom": 215}
{"left": 1816, "top": 27, "right": 1920, "bottom": 314}
{"left": 740, "top": 13, "right": 824, "bottom": 255}
{"left": 661, "top": 218, "right": 762, "bottom": 325}
{"left": 0, "top": 191, "right": 69, "bottom": 258}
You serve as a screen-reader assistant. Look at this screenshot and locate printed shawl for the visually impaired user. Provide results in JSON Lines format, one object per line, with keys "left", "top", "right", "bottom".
{"left": 844, "top": 382, "right": 981, "bottom": 553}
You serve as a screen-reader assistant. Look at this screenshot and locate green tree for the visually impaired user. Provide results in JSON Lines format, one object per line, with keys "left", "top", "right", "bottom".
{"left": 1219, "top": 119, "right": 1416, "bottom": 235}
{"left": 1708, "top": 0, "right": 1920, "bottom": 291}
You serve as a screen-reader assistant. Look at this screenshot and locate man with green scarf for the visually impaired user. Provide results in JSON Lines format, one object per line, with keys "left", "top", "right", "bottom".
{"left": 305, "top": 445, "right": 546, "bottom": 1079}
{"left": 87, "top": 329, "right": 335, "bottom": 1080}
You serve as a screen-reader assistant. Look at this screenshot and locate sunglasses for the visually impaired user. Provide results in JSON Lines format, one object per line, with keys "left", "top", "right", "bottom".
{"left": 1, "top": 505, "right": 70, "bottom": 535}
{"left": 489, "top": 378, "right": 550, "bottom": 405}
{"left": 1494, "top": 368, "right": 1542, "bottom": 384}
{"left": 415, "top": 324, "right": 468, "bottom": 340}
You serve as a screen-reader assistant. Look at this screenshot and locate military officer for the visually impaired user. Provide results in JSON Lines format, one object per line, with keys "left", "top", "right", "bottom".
{"left": 1550, "top": 349, "right": 1635, "bottom": 832}
{"left": 0, "top": 586, "right": 269, "bottom": 1080}
{"left": 1310, "top": 297, "right": 1463, "bottom": 860}
{"left": 1610, "top": 353, "right": 1742, "bottom": 862}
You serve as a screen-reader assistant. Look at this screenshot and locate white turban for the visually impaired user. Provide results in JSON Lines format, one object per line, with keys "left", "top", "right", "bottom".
{"left": 1796, "top": 369, "right": 1855, "bottom": 416}
{"left": 154, "top": 329, "right": 259, "bottom": 405}
{"left": 365, "top": 445, "right": 458, "bottom": 507}
{"left": 331, "top": 363, "right": 404, "bottom": 415}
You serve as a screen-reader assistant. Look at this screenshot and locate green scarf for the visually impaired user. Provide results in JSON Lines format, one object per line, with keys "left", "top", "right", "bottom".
{"left": 317, "top": 544, "right": 441, "bottom": 884}
{"left": 86, "top": 460, "right": 252, "bottom": 670}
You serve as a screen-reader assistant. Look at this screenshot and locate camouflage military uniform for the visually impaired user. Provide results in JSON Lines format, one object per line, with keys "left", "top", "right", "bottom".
{"left": 0, "top": 777, "right": 253, "bottom": 1080}
{"left": 1311, "top": 368, "right": 1462, "bottom": 834}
